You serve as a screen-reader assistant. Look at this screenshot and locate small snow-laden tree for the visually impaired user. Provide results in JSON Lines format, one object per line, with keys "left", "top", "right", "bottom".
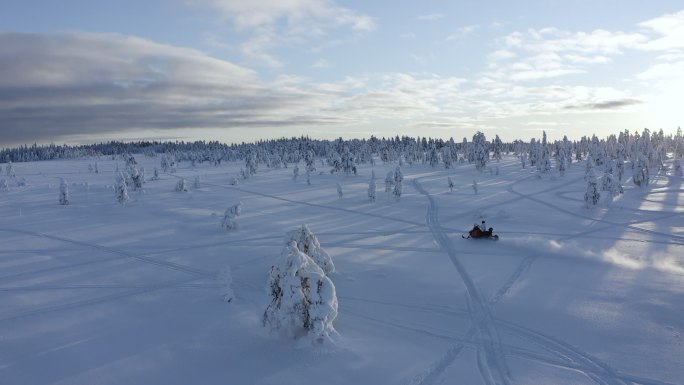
{"left": 304, "top": 150, "right": 316, "bottom": 173}
{"left": 222, "top": 202, "right": 242, "bottom": 230}
{"left": 448, "top": 176, "right": 454, "bottom": 192}
{"left": 394, "top": 165, "right": 403, "bottom": 185}
{"left": 472, "top": 131, "right": 488, "bottom": 171}
{"left": 115, "top": 172, "right": 129, "bottom": 205}
{"left": 151, "top": 167, "right": 160, "bottom": 181}
{"left": 558, "top": 148, "right": 567, "bottom": 177}
{"left": 6, "top": 162, "right": 15, "bottom": 178}
{"left": 340, "top": 146, "right": 357, "bottom": 175}
{"left": 130, "top": 167, "right": 143, "bottom": 191}
{"left": 176, "top": 178, "right": 188, "bottom": 192}
{"left": 385, "top": 171, "right": 394, "bottom": 193}
{"left": 286, "top": 224, "right": 335, "bottom": 275}
{"left": 442, "top": 147, "right": 453, "bottom": 169}
{"left": 601, "top": 170, "right": 623, "bottom": 202}
{"left": 368, "top": 175, "right": 377, "bottom": 202}
{"left": 229, "top": 176, "right": 239, "bottom": 185}
{"left": 428, "top": 146, "right": 439, "bottom": 168}
{"left": 218, "top": 265, "right": 234, "bottom": 302}
{"left": 0, "top": 178, "right": 8, "bottom": 192}
{"left": 632, "top": 155, "right": 649, "bottom": 188}
{"left": 59, "top": 178, "right": 69, "bottom": 205}
{"left": 306, "top": 170, "right": 311, "bottom": 185}
{"left": 94, "top": 161, "right": 99, "bottom": 174}
{"left": 194, "top": 175, "right": 201, "bottom": 189}
{"left": 393, "top": 179, "right": 403, "bottom": 201}
{"left": 293, "top": 164, "right": 299, "bottom": 181}
{"left": 674, "top": 159, "right": 682, "bottom": 177}
{"left": 88, "top": 164, "right": 94, "bottom": 173}
{"left": 160, "top": 154, "right": 170, "bottom": 172}
{"left": 520, "top": 152, "right": 527, "bottom": 169}
{"left": 492, "top": 135, "right": 503, "bottom": 162}
{"left": 584, "top": 169, "right": 601, "bottom": 207}
{"left": 336, "top": 182, "right": 343, "bottom": 199}
{"left": 472, "top": 179, "right": 478, "bottom": 195}
{"left": 263, "top": 241, "right": 338, "bottom": 343}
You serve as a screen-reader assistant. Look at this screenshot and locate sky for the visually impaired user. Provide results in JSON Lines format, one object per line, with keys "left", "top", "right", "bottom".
{"left": 1, "top": 0, "right": 683, "bottom": 147}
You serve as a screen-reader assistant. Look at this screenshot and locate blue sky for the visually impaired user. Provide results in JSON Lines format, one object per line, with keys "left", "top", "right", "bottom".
{"left": 1, "top": 1, "right": 683, "bottom": 146}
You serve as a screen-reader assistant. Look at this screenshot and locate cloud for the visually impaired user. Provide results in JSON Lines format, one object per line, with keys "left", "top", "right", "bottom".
{"left": 446, "top": 25, "right": 478, "bottom": 41}
{"left": 0, "top": 32, "right": 357, "bottom": 145}
{"left": 417, "top": 13, "right": 444, "bottom": 21}
{"left": 563, "top": 98, "right": 642, "bottom": 111}
{"left": 187, "top": 0, "right": 375, "bottom": 66}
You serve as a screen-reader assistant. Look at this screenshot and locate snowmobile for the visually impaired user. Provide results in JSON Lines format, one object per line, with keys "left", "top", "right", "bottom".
{"left": 462, "top": 222, "right": 499, "bottom": 241}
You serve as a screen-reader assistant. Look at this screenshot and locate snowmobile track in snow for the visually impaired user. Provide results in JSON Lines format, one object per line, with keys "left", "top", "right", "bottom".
{"left": 413, "top": 178, "right": 513, "bottom": 385}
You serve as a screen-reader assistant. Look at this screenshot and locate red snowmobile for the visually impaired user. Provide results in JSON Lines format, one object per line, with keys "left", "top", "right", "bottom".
{"left": 463, "top": 222, "right": 499, "bottom": 240}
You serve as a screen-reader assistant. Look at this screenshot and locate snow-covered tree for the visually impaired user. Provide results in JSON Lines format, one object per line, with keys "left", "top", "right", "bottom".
{"left": 336, "top": 182, "right": 343, "bottom": 199}
{"left": 59, "top": 178, "right": 69, "bottom": 205}
{"left": 176, "top": 178, "right": 188, "bottom": 192}
{"left": 393, "top": 179, "right": 403, "bottom": 200}
{"left": 448, "top": 176, "right": 454, "bottom": 193}
{"left": 385, "top": 171, "right": 394, "bottom": 193}
{"left": 632, "top": 155, "right": 649, "bottom": 188}
{"left": 472, "top": 179, "right": 478, "bottom": 194}
{"left": 218, "top": 265, "right": 234, "bottom": 302}
{"left": 674, "top": 159, "right": 682, "bottom": 177}
{"left": 285, "top": 225, "right": 335, "bottom": 274}
{"left": 221, "top": 202, "right": 242, "bottom": 230}
{"left": 194, "top": 175, "right": 201, "bottom": 189}
{"left": 263, "top": 241, "right": 338, "bottom": 343}
{"left": 368, "top": 174, "right": 377, "bottom": 202}
{"left": 6, "top": 162, "right": 15, "bottom": 178}
{"left": 115, "top": 172, "right": 128, "bottom": 205}
{"left": 472, "top": 132, "right": 488, "bottom": 171}
{"left": 293, "top": 165, "right": 299, "bottom": 181}
{"left": 601, "top": 170, "right": 623, "bottom": 203}
{"left": 584, "top": 169, "right": 601, "bottom": 207}
{"left": 130, "top": 167, "right": 144, "bottom": 191}
{"left": 0, "top": 178, "right": 7, "bottom": 192}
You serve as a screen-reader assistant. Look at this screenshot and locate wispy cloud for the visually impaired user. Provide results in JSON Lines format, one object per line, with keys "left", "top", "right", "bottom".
{"left": 186, "top": 0, "right": 375, "bottom": 67}
{"left": 417, "top": 13, "right": 444, "bottom": 21}
{"left": 447, "top": 25, "right": 478, "bottom": 41}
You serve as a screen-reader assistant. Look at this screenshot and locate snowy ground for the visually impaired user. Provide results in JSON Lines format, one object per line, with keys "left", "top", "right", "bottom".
{"left": 1, "top": 155, "right": 683, "bottom": 385}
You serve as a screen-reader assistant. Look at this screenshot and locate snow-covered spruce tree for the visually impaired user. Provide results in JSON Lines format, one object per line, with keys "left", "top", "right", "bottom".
{"left": 293, "top": 164, "right": 299, "bottom": 181}
{"left": 492, "top": 135, "right": 503, "bottom": 162}
{"left": 601, "top": 170, "right": 623, "bottom": 203}
{"left": 558, "top": 147, "right": 567, "bottom": 177}
{"left": 218, "top": 265, "right": 234, "bottom": 302}
{"left": 632, "top": 155, "right": 649, "bottom": 188}
{"left": 393, "top": 166, "right": 403, "bottom": 201}
{"left": 584, "top": 169, "right": 601, "bottom": 207}
{"left": 336, "top": 182, "right": 343, "bottom": 199}
{"left": 537, "top": 131, "right": 552, "bottom": 174}
{"left": 674, "top": 159, "right": 682, "bottom": 177}
{"left": 115, "top": 172, "right": 129, "bottom": 205}
{"left": 448, "top": 176, "right": 454, "bottom": 193}
{"left": 6, "top": 162, "right": 15, "bottom": 178}
{"left": 130, "top": 167, "right": 144, "bottom": 191}
{"left": 221, "top": 202, "right": 242, "bottom": 230}
{"left": 385, "top": 170, "right": 394, "bottom": 193}
{"left": 94, "top": 162, "right": 99, "bottom": 174}
{"left": 286, "top": 225, "right": 335, "bottom": 275}
{"left": 393, "top": 179, "right": 403, "bottom": 201}
{"left": 472, "top": 131, "right": 488, "bottom": 171}
{"left": 59, "top": 178, "right": 69, "bottom": 205}
{"left": 0, "top": 178, "right": 8, "bottom": 192}
{"left": 151, "top": 167, "right": 160, "bottom": 181}
{"left": 472, "top": 179, "right": 478, "bottom": 195}
{"left": 176, "top": 178, "right": 188, "bottom": 192}
{"left": 368, "top": 174, "right": 377, "bottom": 202}
{"left": 263, "top": 241, "right": 338, "bottom": 343}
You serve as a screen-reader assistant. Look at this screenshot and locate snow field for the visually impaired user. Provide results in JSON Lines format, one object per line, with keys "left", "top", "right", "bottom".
{"left": 0, "top": 154, "right": 683, "bottom": 384}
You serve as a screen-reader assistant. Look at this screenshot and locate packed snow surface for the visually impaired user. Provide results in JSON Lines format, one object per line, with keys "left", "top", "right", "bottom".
{"left": 1, "top": 155, "right": 683, "bottom": 384}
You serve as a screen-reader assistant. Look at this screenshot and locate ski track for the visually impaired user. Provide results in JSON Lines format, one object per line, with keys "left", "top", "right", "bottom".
{"left": 413, "top": 178, "right": 513, "bottom": 385}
